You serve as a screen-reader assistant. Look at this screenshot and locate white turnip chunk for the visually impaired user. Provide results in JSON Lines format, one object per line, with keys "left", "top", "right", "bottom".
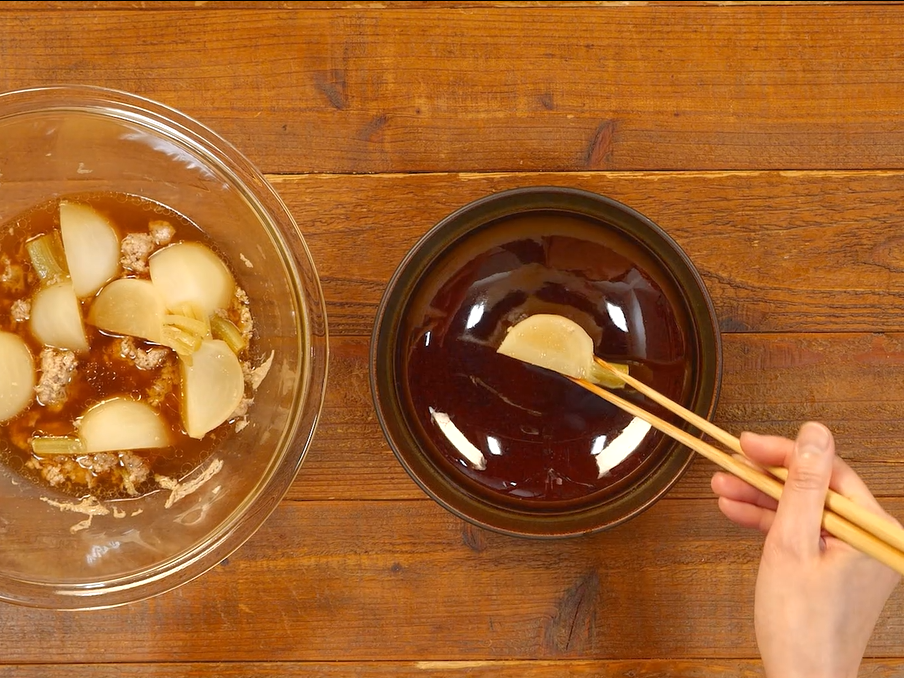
{"left": 497, "top": 314, "right": 629, "bottom": 389}
{"left": 180, "top": 339, "right": 244, "bottom": 439}
{"left": 0, "top": 332, "right": 35, "bottom": 422}
{"left": 78, "top": 397, "right": 170, "bottom": 453}
{"left": 149, "top": 242, "right": 235, "bottom": 316}
{"left": 88, "top": 278, "right": 166, "bottom": 343}
{"left": 30, "top": 281, "right": 89, "bottom": 352}
{"left": 60, "top": 201, "right": 121, "bottom": 298}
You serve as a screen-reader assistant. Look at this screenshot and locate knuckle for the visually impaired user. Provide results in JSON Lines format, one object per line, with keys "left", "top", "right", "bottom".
{"left": 787, "top": 466, "right": 826, "bottom": 493}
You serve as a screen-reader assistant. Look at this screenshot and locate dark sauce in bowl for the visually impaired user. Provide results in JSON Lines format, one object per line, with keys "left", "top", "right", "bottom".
{"left": 400, "top": 211, "right": 694, "bottom": 511}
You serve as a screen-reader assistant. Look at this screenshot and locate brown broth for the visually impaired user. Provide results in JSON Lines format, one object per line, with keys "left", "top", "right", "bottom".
{"left": 401, "top": 211, "right": 694, "bottom": 510}
{"left": 0, "top": 192, "right": 247, "bottom": 499}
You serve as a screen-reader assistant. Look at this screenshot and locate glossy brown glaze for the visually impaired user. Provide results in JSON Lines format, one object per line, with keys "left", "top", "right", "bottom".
{"left": 401, "top": 211, "right": 694, "bottom": 510}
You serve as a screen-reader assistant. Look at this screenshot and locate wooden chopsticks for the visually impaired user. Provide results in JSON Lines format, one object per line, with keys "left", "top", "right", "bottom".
{"left": 569, "top": 357, "right": 904, "bottom": 576}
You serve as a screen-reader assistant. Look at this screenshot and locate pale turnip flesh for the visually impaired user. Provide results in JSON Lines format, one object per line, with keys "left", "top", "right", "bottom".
{"left": 149, "top": 242, "right": 235, "bottom": 317}
{"left": 59, "top": 201, "right": 121, "bottom": 298}
{"left": 30, "top": 281, "right": 89, "bottom": 352}
{"left": 88, "top": 278, "right": 166, "bottom": 343}
{"left": 0, "top": 332, "right": 35, "bottom": 422}
{"left": 180, "top": 339, "right": 244, "bottom": 439}
{"left": 78, "top": 397, "right": 170, "bottom": 453}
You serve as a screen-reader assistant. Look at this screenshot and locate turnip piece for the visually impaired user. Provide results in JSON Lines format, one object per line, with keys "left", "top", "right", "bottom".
{"left": 78, "top": 397, "right": 169, "bottom": 453}
{"left": 180, "top": 339, "right": 244, "bottom": 439}
{"left": 25, "top": 231, "right": 68, "bottom": 286}
{"left": 60, "top": 201, "right": 121, "bottom": 298}
{"left": 31, "top": 436, "right": 84, "bottom": 456}
{"left": 497, "top": 314, "right": 629, "bottom": 388}
{"left": 88, "top": 278, "right": 166, "bottom": 343}
{"left": 0, "top": 331, "right": 35, "bottom": 422}
{"left": 30, "top": 281, "right": 89, "bottom": 352}
{"left": 210, "top": 315, "right": 247, "bottom": 354}
{"left": 149, "top": 242, "right": 235, "bottom": 316}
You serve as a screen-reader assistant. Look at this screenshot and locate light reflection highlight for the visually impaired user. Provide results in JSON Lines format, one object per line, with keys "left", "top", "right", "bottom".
{"left": 593, "top": 417, "right": 652, "bottom": 478}
{"left": 606, "top": 301, "right": 628, "bottom": 332}
{"left": 430, "top": 408, "right": 486, "bottom": 470}
{"left": 465, "top": 301, "right": 485, "bottom": 330}
{"left": 486, "top": 436, "right": 503, "bottom": 456}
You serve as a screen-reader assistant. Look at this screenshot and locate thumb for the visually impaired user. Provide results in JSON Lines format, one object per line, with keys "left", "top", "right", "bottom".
{"left": 770, "top": 422, "right": 835, "bottom": 559}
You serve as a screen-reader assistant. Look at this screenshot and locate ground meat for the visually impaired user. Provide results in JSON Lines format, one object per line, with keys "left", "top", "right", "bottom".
{"left": 242, "top": 350, "right": 274, "bottom": 391}
{"left": 10, "top": 298, "right": 29, "bottom": 322}
{"left": 27, "top": 451, "right": 150, "bottom": 496}
{"left": 120, "top": 232, "right": 156, "bottom": 273}
{"left": 40, "top": 463, "right": 67, "bottom": 487}
{"left": 230, "top": 397, "right": 254, "bottom": 419}
{"left": 28, "top": 456, "right": 89, "bottom": 489}
{"left": 84, "top": 453, "right": 118, "bottom": 475}
{"left": 0, "top": 255, "right": 25, "bottom": 295}
{"left": 120, "top": 336, "right": 169, "bottom": 370}
{"left": 149, "top": 220, "right": 175, "bottom": 245}
{"left": 233, "top": 287, "right": 253, "bottom": 345}
{"left": 35, "top": 347, "right": 78, "bottom": 409}
{"left": 146, "top": 358, "right": 179, "bottom": 408}
{"left": 120, "top": 452, "right": 151, "bottom": 496}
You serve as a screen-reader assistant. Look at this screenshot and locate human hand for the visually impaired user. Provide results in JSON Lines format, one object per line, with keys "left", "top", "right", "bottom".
{"left": 711, "top": 422, "right": 901, "bottom": 678}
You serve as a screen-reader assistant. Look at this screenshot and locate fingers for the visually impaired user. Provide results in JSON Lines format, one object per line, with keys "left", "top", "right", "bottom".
{"left": 712, "top": 471, "right": 780, "bottom": 511}
{"left": 739, "top": 430, "right": 794, "bottom": 468}
{"left": 741, "top": 426, "right": 894, "bottom": 520}
{"left": 717, "top": 496, "right": 776, "bottom": 533}
{"left": 828, "top": 455, "right": 888, "bottom": 517}
{"left": 770, "top": 422, "right": 835, "bottom": 559}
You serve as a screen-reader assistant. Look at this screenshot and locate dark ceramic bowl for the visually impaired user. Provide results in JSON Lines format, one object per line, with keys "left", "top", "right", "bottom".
{"left": 371, "top": 187, "right": 721, "bottom": 538}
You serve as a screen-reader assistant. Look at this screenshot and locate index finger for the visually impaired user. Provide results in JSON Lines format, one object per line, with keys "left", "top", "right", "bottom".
{"left": 739, "top": 431, "right": 794, "bottom": 468}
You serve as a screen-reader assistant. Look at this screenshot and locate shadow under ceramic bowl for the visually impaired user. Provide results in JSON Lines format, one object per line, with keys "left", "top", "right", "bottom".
{"left": 0, "top": 85, "right": 328, "bottom": 608}
{"left": 371, "top": 187, "right": 721, "bottom": 538}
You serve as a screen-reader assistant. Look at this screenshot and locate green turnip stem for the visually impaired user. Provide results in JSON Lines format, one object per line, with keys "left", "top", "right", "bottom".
{"left": 31, "top": 435, "right": 84, "bottom": 456}
{"left": 25, "top": 231, "right": 68, "bottom": 285}
{"left": 210, "top": 315, "right": 246, "bottom": 354}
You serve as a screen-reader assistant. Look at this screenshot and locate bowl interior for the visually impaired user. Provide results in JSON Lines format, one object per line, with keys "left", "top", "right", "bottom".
{"left": 372, "top": 187, "right": 720, "bottom": 538}
{"left": 0, "top": 86, "right": 327, "bottom": 607}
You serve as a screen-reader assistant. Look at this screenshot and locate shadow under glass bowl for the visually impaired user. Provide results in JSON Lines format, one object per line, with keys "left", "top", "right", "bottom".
{"left": 371, "top": 186, "right": 721, "bottom": 538}
{"left": 0, "top": 85, "right": 328, "bottom": 608}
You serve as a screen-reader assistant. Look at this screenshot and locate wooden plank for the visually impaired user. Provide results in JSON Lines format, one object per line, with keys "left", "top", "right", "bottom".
{"left": 284, "top": 170, "right": 904, "bottom": 335}
{"left": 292, "top": 332, "right": 904, "bottom": 502}
{"left": 6, "top": 660, "right": 904, "bottom": 677}
{"left": 0, "top": 499, "right": 900, "bottom": 662}
{"left": 1, "top": 7, "right": 904, "bottom": 172}
{"left": 4, "top": 2, "right": 897, "bottom": 9}
{"left": 0, "top": 660, "right": 772, "bottom": 677}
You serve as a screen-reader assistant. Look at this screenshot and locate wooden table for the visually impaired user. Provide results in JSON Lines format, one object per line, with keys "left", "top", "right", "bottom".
{"left": 3, "top": 2, "right": 904, "bottom": 675}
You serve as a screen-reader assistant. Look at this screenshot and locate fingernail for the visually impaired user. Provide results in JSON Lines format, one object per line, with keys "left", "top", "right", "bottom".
{"left": 797, "top": 422, "right": 830, "bottom": 459}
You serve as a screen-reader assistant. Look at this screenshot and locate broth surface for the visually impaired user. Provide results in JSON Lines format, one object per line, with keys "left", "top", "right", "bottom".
{"left": 402, "top": 211, "right": 694, "bottom": 509}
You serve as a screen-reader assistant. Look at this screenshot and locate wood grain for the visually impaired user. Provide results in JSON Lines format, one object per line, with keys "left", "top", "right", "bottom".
{"left": 0, "top": 499, "right": 899, "bottom": 663}
{"left": 7, "top": 659, "right": 904, "bottom": 677}
{"left": 0, "top": 660, "right": 773, "bottom": 678}
{"left": 1, "top": 7, "right": 904, "bottom": 172}
{"left": 1, "top": 4, "right": 903, "bottom": 676}
{"left": 282, "top": 170, "right": 904, "bottom": 335}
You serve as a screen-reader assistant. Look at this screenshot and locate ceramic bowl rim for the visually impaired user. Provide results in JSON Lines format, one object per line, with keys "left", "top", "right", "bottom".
{"left": 370, "top": 186, "right": 722, "bottom": 538}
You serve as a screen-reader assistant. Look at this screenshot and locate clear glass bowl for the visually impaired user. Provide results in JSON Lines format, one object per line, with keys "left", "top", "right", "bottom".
{"left": 0, "top": 85, "right": 328, "bottom": 608}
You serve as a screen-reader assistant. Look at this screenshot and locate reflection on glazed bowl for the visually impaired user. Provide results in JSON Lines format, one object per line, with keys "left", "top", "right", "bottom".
{"left": 371, "top": 187, "right": 721, "bottom": 538}
{"left": 0, "top": 86, "right": 327, "bottom": 607}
